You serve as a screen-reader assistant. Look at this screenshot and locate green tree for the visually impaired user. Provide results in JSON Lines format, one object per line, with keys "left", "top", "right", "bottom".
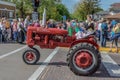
{"left": 38, "top": 0, "right": 70, "bottom": 21}
{"left": 38, "top": 0, "right": 56, "bottom": 20}
{"left": 5, "top": 0, "right": 70, "bottom": 20}
{"left": 73, "top": 0, "right": 103, "bottom": 20}
{"left": 56, "top": 4, "right": 70, "bottom": 20}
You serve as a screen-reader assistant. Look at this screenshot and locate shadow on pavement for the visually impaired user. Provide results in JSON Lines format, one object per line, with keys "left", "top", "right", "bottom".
{"left": 36, "top": 61, "right": 67, "bottom": 67}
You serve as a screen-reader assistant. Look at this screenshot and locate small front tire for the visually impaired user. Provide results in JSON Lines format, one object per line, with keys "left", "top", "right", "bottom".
{"left": 23, "top": 49, "right": 40, "bottom": 65}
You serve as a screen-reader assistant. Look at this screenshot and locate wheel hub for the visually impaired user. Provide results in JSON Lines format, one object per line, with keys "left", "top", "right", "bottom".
{"left": 26, "top": 52, "right": 35, "bottom": 61}
{"left": 75, "top": 51, "right": 92, "bottom": 68}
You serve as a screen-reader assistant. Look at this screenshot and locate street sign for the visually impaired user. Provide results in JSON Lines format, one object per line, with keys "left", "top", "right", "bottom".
{"left": 32, "top": 12, "right": 39, "bottom": 21}
{"left": 63, "top": 15, "right": 66, "bottom": 21}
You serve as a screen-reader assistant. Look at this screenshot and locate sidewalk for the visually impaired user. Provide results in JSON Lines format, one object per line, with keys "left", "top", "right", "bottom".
{"left": 99, "top": 41, "right": 120, "bottom": 53}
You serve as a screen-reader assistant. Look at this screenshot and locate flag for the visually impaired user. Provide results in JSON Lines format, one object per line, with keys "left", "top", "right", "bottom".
{"left": 42, "top": 8, "right": 46, "bottom": 27}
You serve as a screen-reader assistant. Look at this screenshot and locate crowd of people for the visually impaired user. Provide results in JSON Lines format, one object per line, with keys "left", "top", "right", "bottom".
{"left": 0, "top": 15, "right": 120, "bottom": 52}
{"left": 47, "top": 15, "right": 120, "bottom": 53}
{"left": 0, "top": 16, "right": 31, "bottom": 43}
{"left": 65, "top": 15, "right": 120, "bottom": 53}
{"left": 95, "top": 17, "right": 120, "bottom": 53}
{"left": 64, "top": 15, "right": 120, "bottom": 53}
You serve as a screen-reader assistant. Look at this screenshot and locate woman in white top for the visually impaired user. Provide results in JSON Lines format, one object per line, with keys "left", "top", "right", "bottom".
{"left": 17, "top": 18, "right": 25, "bottom": 43}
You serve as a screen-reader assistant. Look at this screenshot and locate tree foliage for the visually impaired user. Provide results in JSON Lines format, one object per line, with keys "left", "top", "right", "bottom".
{"left": 38, "top": 0, "right": 70, "bottom": 21}
{"left": 56, "top": 4, "right": 70, "bottom": 20}
{"left": 73, "top": 0, "right": 103, "bottom": 20}
{"left": 4, "top": 0, "right": 70, "bottom": 21}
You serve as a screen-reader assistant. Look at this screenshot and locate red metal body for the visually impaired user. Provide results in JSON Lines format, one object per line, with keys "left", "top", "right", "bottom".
{"left": 26, "top": 26, "right": 99, "bottom": 49}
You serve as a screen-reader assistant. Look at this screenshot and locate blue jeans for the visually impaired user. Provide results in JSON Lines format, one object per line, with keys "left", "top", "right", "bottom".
{"left": 110, "top": 33, "right": 120, "bottom": 47}
{"left": 100, "top": 33, "right": 107, "bottom": 47}
{"left": 96, "top": 30, "right": 101, "bottom": 41}
{"left": 13, "top": 31, "right": 18, "bottom": 41}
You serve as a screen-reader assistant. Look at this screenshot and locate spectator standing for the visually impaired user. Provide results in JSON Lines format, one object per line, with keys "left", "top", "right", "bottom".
{"left": 0, "top": 19, "right": 2, "bottom": 42}
{"left": 56, "top": 22, "right": 61, "bottom": 29}
{"left": 17, "top": 18, "right": 25, "bottom": 43}
{"left": 109, "top": 23, "right": 120, "bottom": 53}
{"left": 86, "top": 15, "right": 95, "bottom": 32}
{"left": 100, "top": 19, "right": 108, "bottom": 47}
{"left": 67, "top": 19, "right": 73, "bottom": 36}
{"left": 0, "top": 19, "right": 5, "bottom": 42}
{"left": 34, "top": 20, "right": 40, "bottom": 27}
{"left": 62, "top": 21, "right": 67, "bottom": 30}
{"left": 71, "top": 20, "right": 76, "bottom": 32}
{"left": 5, "top": 19, "right": 11, "bottom": 41}
{"left": 2, "top": 20, "right": 8, "bottom": 42}
{"left": 12, "top": 19, "right": 18, "bottom": 41}
{"left": 75, "top": 20, "right": 80, "bottom": 33}
{"left": 48, "top": 20, "right": 55, "bottom": 28}
{"left": 97, "top": 20, "right": 102, "bottom": 41}
{"left": 111, "top": 20, "right": 117, "bottom": 29}
{"left": 107, "top": 20, "right": 112, "bottom": 40}
{"left": 24, "top": 15, "right": 30, "bottom": 31}
{"left": 5, "top": 19, "right": 10, "bottom": 29}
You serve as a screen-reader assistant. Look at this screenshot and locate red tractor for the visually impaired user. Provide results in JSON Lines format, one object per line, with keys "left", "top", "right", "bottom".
{"left": 23, "top": 26, "right": 101, "bottom": 76}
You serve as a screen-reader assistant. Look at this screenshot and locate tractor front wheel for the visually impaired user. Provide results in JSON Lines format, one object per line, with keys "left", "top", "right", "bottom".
{"left": 67, "top": 43, "right": 101, "bottom": 76}
{"left": 23, "top": 48, "right": 40, "bottom": 65}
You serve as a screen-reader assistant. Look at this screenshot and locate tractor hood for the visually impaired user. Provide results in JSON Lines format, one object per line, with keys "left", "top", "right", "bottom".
{"left": 35, "top": 27, "right": 68, "bottom": 35}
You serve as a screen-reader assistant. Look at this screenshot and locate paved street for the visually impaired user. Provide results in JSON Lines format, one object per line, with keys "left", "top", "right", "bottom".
{"left": 0, "top": 43, "right": 54, "bottom": 80}
{"left": 0, "top": 43, "right": 120, "bottom": 80}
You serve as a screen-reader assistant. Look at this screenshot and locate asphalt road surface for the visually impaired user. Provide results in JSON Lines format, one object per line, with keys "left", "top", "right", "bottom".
{"left": 0, "top": 43, "right": 120, "bottom": 80}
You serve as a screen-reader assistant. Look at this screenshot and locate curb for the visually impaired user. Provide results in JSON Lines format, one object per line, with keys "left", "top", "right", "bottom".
{"left": 100, "top": 47, "right": 120, "bottom": 53}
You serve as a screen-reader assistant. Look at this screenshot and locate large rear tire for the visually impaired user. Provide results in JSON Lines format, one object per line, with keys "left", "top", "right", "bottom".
{"left": 23, "top": 48, "right": 40, "bottom": 65}
{"left": 67, "top": 43, "right": 101, "bottom": 76}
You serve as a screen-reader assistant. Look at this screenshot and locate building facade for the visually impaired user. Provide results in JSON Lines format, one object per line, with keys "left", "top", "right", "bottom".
{"left": 0, "top": 0, "right": 16, "bottom": 19}
{"left": 110, "top": 3, "right": 120, "bottom": 13}
{"left": 94, "top": 11, "right": 110, "bottom": 20}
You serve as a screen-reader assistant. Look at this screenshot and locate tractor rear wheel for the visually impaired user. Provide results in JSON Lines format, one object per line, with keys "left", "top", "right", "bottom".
{"left": 23, "top": 48, "right": 40, "bottom": 65}
{"left": 67, "top": 43, "right": 101, "bottom": 76}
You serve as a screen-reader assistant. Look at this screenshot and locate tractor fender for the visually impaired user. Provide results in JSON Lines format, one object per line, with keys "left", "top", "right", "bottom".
{"left": 70, "top": 39, "right": 99, "bottom": 50}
